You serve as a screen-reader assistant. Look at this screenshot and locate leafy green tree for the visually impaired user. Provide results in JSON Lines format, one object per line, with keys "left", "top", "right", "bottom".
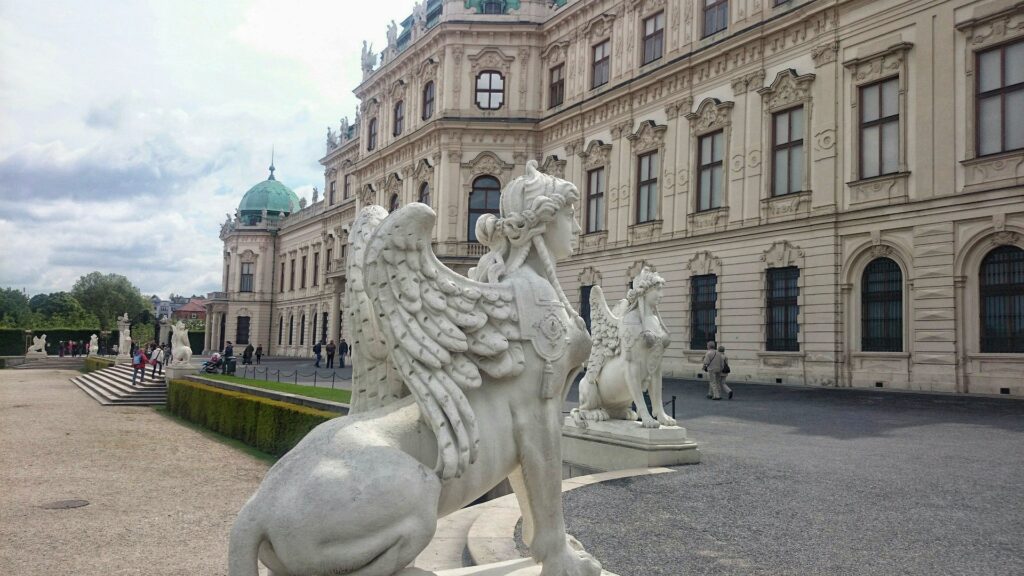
{"left": 0, "top": 288, "right": 32, "bottom": 328}
{"left": 71, "top": 272, "right": 152, "bottom": 330}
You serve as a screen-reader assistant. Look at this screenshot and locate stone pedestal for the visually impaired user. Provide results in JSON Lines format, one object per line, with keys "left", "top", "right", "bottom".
{"left": 115, "top": 353, "right": 131, "bottom": 365}
{"left": 399, "top": 558, "right": 618, "bottom": 575}
{"left": 561, "top": 417, "right": 700, "bottom": 474}
{"left": 164, "top": 363, "right": 196, "bottom": 383}
{"left": 25, "top": 350, "right": 47, "bottom": 359}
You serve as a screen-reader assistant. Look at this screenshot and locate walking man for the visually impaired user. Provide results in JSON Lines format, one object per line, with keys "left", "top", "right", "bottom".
{"left": 150, "top": 344, "right": 165, "bottom": 379}
{"left": 326, "top": 340, "right": 336, "bottom": 369}
{"left": 338, "top": 338, "right": 349, "bottom": 369}
{"left": 132, "top": 347, "right": 150, "bottom": 387}
{"left": 702, "top": 341, "right": 732, "bottom": 400}
{"left": 255, "top": 344, "right": 263, "bottom": 365}
{"left": 313, "top": 339, "right": 323, "bottom": 368}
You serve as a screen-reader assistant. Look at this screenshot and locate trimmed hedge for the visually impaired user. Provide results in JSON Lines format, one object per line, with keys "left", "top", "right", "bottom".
{"left": 84, "top": 357, "right": 115, "bottom": 372}
{"left": 167, "top": 379, "right": 339, "bottom": 456}
{"left": 0, "top": 330, "right": 22, "bottom": 356}
{"left": 188, "top": 331, "right": 205, "bottom": 352}
{"left": 0, "top": 328, "right": 120, "bottom": 356}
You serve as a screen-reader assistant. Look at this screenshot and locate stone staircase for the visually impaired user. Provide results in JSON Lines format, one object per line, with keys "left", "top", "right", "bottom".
{"left": 14, "top": 357, "right": 86, "bottom": 370}
{"left": 72, "top": 364, "right": 167, "bottom": 406}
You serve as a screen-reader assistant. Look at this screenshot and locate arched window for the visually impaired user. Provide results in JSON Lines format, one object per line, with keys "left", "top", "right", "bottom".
{"left": 288, "top": 315, "right": 294, "bottom": 345}
{"left": 389, "top": 193, "right": 400, "bottom": 212}
{"left": 980, "top": 245, "right": 1024, "bottom": 353}
{"left": 299, "top": 314, "right": 306, "bottom": 346}
{"left": 422, "top": 81, "right": 435, "bottom": 120}
{"left": 367, "top": 118, "right": 378, "bottom": 151}
{"left": 278, "top": 316, "right": 283, "bottom": 345}
{"left": 861, "top": 257, "right": 903, "bottom": 352}
{"left": 418, "top": 182, "right": 430, "bottom": 205}
{"left": 475, "top": 71, "right": 504, "bottom": 110}
{"left": 468, "top": 175, "right": 501, "bottom": 242}
{"left": 393, "top": 101, "right": 404, "bottom": 136}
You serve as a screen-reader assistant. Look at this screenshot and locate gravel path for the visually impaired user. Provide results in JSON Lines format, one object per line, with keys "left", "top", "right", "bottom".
{"left": 0, "top": 369, "right": 270, "bottom": 576}
{"left": 563, "top": 380, "right": 1024, "bottom": 576}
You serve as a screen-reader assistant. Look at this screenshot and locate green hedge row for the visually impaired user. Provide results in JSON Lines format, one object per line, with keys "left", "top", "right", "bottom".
{"left": 0, "top": 328, "right": 122, "bottom": 356}
{"left": 83, "top": 357, "right": 115, "bottom": 372}
{"left": 167, "top": 379, "right": 339, "bottom": 456}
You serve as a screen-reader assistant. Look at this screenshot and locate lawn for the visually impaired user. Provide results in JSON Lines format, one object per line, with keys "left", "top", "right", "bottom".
{"left": 201, "top": 374, "right": 352, "bottom": 404}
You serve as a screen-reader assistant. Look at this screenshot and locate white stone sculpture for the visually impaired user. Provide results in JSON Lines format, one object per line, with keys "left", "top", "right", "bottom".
{"left": 170, "top": 321, "right": 192, "bottom": 365}
{"left": 229, "top": 161, "right": 601, "bottom": 576}
{"left": 116, "top": 312, "right": 132, "bottom": 363}
{"left": 571, "top": 267, "right": 676, "bottom": 429}
{"left": 361, "top": 40, "right": 377, "bottom": 75}
{"left": 26, "top": 334, "right": 47, "bottom": 356}
{"left": 88, "top": 334, "right": 99, "bottom": 357}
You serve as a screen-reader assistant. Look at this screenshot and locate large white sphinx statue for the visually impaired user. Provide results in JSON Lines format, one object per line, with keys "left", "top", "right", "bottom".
{"left": 229, "top": 161, "right": 601, "bottom": 576}
{"left": 571, "top": 267, "right": 676, "bottom": 429}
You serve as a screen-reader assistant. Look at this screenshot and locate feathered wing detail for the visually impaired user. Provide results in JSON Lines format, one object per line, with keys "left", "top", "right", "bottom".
{"left": 347, "top": 206, "right": 406, "bottom": 413}
{"left": 583, "top": 286, "right": 621, "bottom": 381}
{"left": 363, "top": 203, "right": 523, "bottom": 480}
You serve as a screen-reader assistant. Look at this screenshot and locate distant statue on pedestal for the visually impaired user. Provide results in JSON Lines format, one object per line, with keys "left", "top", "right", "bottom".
{"left": 26, "top": 334, "right": 48, "bottom": 357}
{"left": 572, "top": 267, "right": 676, "bottom": 428}
{"left": 360, "top": 41, "right": 377, "bottom": 76}
{"left": 88, "top": 334, "right": 99, "bottom": 356}
{"left": 116, "top": 313, "right": 132, "bottom": 363}
{"left": 170, "top": 321, "right": 192, "bottom": 366}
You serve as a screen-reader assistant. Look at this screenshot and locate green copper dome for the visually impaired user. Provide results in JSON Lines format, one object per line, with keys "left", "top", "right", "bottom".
{"left": 238, "top": 164, "right": 300, "bottom": 224}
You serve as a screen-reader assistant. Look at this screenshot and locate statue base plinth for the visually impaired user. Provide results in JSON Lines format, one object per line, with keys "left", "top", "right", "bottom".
{"left": 164, "top": 363, "right": 196, "bottom": 383}
{"left": 25, "top": 351, "right": 48, "bottom": 359}
{"left": 561, "top": 417, "right": 700, "bottom": 474}
{"left": 115, "top": 354, "right": 132, "bottom": 365}
{"left": 399, "top": 558, "right": 618, "bottom": 575}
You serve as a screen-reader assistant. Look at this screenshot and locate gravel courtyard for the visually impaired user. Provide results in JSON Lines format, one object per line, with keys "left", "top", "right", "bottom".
{"left": 0, "top": 369, "right": 269, "bottom": 576}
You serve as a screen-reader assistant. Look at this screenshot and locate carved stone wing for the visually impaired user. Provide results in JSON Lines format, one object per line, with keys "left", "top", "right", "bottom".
{"left": 347, "top": 206, "right": 406, "bottom": 413}
{"left": 363, "top": 203, "right": 523, "bottom": 480}
{"left": 583, "top": 286, "right": 620, "bottom": 380}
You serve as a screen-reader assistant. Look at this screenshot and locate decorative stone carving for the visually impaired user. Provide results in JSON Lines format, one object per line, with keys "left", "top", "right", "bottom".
{"left": 230, "top": 161, "right": 603, "bottom": 576}
{"left": 580, "top": 231, "right": 608, "bottom": 253}
{"left": 989, "top": 231, "right": 1022, "bottom": 249}
{"left": 578, "top": 266, "right": 603, "bottom": 286}
{"left": 843, "top": 42, "right": 913, "bottom": 84}
{"left": 627, "top": 120, "right": 668, "bottom": 152}
{"left": 870, "top": 244, "right": 895, "bottom": 259}
{"left": 763, "top": 191, "right": 812, "bottom": 219}
{"left": 584, "top": 12, "right": 617, "bottom": 40}
{"left": 468, "top": 47, "right": 515, "bottom": 75}
{"left": 571, "top": 267, "right": 675, "bottom": 428}
{"left": 956, "top": 4, "right": 1024, "bottom": 48}
{"left": 564, "top": 137, "right": 585, "bottom": 157}
{"left": 26, "top": 334, "right": 47, "bottom": 357}
{"left": 848, "top": 174, "right": 908, "bottom": 205}
{"left": 170, "top": 321, "right": 193, "bottom": 366}
{"left": 665, "top": 96, "right": 693, "bottom": 120}
{"left": 610, "top": 120, "right": 634, "bottom": 140}
{"left": 538, "top": 155, "right": 566, "bottom": 179}
{"left": 761, "top": 240, "right": 804, "bottom": 268}
{"left": 689, "top": 207, "right": 728, "bottom": 232}
{"left": 462, "top": 151, "right": 514, "bottom": 178}
{"left": 627, "top": 259, "right": 656, "bottom": 279}
{"left": 811, "top": 41, "right": 839, "bottom": 67}
{"left": 88, "top": 334, "right": 99, "bottom": 357}
{"left": 581, "top": 140, "right": 613, "bottom": 171}
{"left": 628, "top": 220, "right": 664, "bottom": 244}
{"left": 687, "top": 251, "right": 722, "bottom": 276}
{"left": 685, "top": 98, "right": 734, "bottom": 134}
{"left": 730, "top": 69, "right": 766, "bottom": 96}
{"left": 416, "top": 57, "right": 439, "bottom": 81}
{"left": 542, "top": 40, "right": 571, "bottom": 65}
{"left": 358, "top": 185, "right": 376, "bottom": 206}
{"left": 360, "top": 41, "right": 377, "bottom": 77}
{"left": 757, "top": 69, "right": 815, "bottom": 110}
{"left": 961, "top": 152, "right": 1024, "bottom": 192}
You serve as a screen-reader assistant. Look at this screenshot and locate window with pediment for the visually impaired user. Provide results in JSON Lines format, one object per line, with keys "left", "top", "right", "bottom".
{"left": 468, "top": 176, "right": 501, "bottom": 242}
{"left": 642, "top": 11, "right": 664, "bottom": 65}
{"left": 475, "top": 71, "right": 504, "bottom": 110}
{"left": 422, "top": 81, "right": 435, "bottom": 120}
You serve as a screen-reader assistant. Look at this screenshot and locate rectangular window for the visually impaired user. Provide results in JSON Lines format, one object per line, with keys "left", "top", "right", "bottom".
{"left": 326, "top": 248, "right": 332, "bottom": 272}
{"left": 289, "top": 259, "right": 295, "bottom": 291}
{"left": 475, "top": 72, "right": 505, "bottom": 109}
{"left": 772, "top": 107, "right": 805, "bottom": 196}
{"left": 312, "top": 315, "right": 318, "bottom": 344}
{"left": 859, "top": 77, "right": 900, "bottom": 178}
{"left": 239, "top": 262, "right": 254, "bottom": 293}
{"left": 280, "top": 262, "right": 285, "bottom": 293}
{"left": 367, "top": 118, "right": 378, "bottom": 151}
{"left": 344, "top": 175, "right": 351, "bottom": 199}
{"left": 697, "top": 130, "right": 724, "bottom": 211}
{"left": 288, "top": 317, "right": 293, "bottom": 345}
{"left": 329, "top": 180, "right": 336, "bottom": 204}
{"left": 766, "top": 266, "right": 800, "bottom": 351}
{"left": 580, "top": 285, "right": 593, "bottom": 332}
{"left": 637, "top": 151, "right": 659, "bottom": 223}
{"left": 586, "top": 167, "right": 605, "bottom": 233}
{"left": 313, "top": 252, "right": 320, "bottom": 287}
{"left": 422, "top": 81, "right": 435, "bottom": 120}
{"left": 592, "top": 40, "right": 610, "bottom": 89}
{"left": 703, "top": 0, "right": 728, "bottom": 38}
{"left": 321, "top": 311, "right": 329, "bottom": 343}
{"left": 642, "top": 11, "right": 665, "bottom": 65}
{"left": 301, "top": 255, "right": 308, "bottom": 289}
{"left": 549, "top": 64, "right": 565, "bottom": 108}
{"left": 690, "top": 274, "right": 717, "bottom": 350}
{"left": 236, "top": 316, "right": 250, "bottom": 345}
{"left": 393, "top": 101, "right": 404, "bottom": 136}
{"left": 977, "top": 40, "right": 1024, "bottom": 156}
{"left": 278, "top": 317, "right": 283, "bottom": 345}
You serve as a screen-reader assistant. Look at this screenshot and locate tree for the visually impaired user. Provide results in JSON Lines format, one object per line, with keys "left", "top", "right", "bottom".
{"left": 71, "top": 272, "right": 152, "bottom": 330}
{"left": 0, "top": 288, "right": 31, "bottom": 328}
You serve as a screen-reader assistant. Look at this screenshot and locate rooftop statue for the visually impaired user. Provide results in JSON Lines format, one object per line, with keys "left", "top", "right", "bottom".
{"left": 571, "top": 267, "right": 676, "bottom": 429}
{"left": 326, "top": 126, "right": 338, "bottom": 149}
{"left": 386, "top": 19, "right": 398, "bottom": 47}
{"left": 339, "top": 116, "right": 349, "bottom": 142}
{"left": 229, "top": 161, "right": 602, "bottom": 576}
{"left": 361, "top": 40, "right": 377, "bottom": 75}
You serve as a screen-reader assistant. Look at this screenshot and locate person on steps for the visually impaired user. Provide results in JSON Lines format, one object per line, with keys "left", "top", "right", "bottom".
{"left": 132, "top": 348, "right": 150, "bottom": 387}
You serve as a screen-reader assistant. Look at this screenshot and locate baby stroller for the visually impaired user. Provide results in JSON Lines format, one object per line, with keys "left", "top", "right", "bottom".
{"left": 202, "top": 353, "right": 223, "bottom": 374}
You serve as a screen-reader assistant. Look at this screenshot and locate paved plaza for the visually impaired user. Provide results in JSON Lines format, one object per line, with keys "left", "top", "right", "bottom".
{"left": 2, "top": 369, "right": 1022, "bottom": 575}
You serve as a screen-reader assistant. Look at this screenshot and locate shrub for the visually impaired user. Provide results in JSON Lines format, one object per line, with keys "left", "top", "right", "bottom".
{"left": 0, "top": 329, "right": 23, "bottom": 356}
{"left": 167, "top": 379, "right": 339, "bottom": 456}
{"left": 83, "top": 357, "right": 115, "bottom": 372}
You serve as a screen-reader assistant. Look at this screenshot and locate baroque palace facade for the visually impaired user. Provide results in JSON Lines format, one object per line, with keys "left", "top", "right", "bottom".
{"left": 209, "top": 0, "right": 1024, "bottom": 396}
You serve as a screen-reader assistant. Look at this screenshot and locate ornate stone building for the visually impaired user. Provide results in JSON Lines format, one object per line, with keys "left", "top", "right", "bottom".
{"left": 213, "top": 0, "right": 1024, "bottom": 396}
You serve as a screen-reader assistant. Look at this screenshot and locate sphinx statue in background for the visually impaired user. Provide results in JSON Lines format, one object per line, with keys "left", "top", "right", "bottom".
{"left": 229, "top": 161, "right": 601, "bottom": 576}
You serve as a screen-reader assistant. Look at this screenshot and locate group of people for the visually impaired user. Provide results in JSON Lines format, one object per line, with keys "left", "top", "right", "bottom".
{"left": 57, "top": 340, "right": 90, "bottom": 357}
{"left": 130, "top": 341, "right": 168, "bottom": 387}
{"left": 702, "top": 340, "right": 734, "bottom": 401}
{"left": 313, "top": 338, "right": 349, "bottom": 369}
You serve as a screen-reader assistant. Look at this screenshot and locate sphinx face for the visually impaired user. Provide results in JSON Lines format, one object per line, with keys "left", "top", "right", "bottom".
{"left": 544, "top": 202, "right": 581, "bottom": 261}
{"left": 646, "top": 285, "right": 664, "bottom": 308}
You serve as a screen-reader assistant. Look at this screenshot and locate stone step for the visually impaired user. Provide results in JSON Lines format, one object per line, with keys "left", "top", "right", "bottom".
{"left": 72, "top": 365, "right": 167, "bottom": 406}
{"left": 14, "top": 357, "right": 86, "bottom": 369}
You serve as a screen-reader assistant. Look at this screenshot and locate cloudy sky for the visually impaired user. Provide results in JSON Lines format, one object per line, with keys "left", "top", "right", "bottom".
{"left": 0, "top": 0, "right": 412, "bottom": 298}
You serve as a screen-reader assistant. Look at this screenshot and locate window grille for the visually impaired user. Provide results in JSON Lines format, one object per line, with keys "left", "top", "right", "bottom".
{"left": 690, "top": 275, "right": 717, "bottom": 350}
{"left": 861, "top": 258, "right": 902, "bottom": 351}
{"left": 980, "top": 245, "right": 1024, "bottom": 353}
{"left": 766, "top": 267, "right": 799, "bottom": 351}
